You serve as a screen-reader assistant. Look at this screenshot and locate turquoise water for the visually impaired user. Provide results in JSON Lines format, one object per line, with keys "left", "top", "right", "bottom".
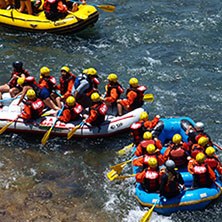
{"left": 0, "top": 0, "right": 222, "bottom": 221}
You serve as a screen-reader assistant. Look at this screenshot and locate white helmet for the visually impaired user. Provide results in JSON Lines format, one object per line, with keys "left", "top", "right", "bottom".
{"left": 195, "top": 122, "right": 204, "bottom": 131}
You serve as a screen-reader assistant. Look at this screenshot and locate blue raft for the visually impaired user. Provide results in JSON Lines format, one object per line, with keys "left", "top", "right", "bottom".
{"left": 134, "top": 116, "right": 222, "bottom": 215}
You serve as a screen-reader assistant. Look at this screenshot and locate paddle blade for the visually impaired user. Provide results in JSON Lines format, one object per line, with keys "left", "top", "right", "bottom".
{"left": 140, "top": 200, "right": 157, "bottom": 222}
{"left": 107, "top": 169, "right": 119, "bottom": 181}
{"left": 0, "top": 121, "right": 14, "bottom": 135}
{"left": 98, "top": 5, "right": 115, "bottom": 13}
{"left": 67, "top": 125, "right": 80, "bottom": 140}
{"left": 143, "top": 94, "right": 154, "bottom": 102}
{"left": 117, "top": 143, "right": 134, "bottom": 155}
{"left": 41, "top": 127, "right": 53, "bottom": 146}
{"left": 68, "top": 10, "right": 88, "bottom": 20}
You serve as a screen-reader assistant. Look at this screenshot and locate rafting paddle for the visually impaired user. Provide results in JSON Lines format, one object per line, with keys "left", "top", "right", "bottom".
{"left": 143, "top": 94, "right": 154, "bottom": 102}
{"left": 68, "top": 0, "right": 115, "bottom": 13}
{"left": 68, "top": 10, "right": 88, "bottom": 20}
{"left": 0, "top": 113, "right": 22, "bottom": 135}
{"left": 114, "top": 174, "right": 136, "bottom": 180}
{"left": 140, "top": 199, "right": 158, "bottom": 222}
{"left": 67, "top": 116, "right": 88, "bottom": 140}
{"left": 117, "top": 143, "right": 134, "bottom": 155}
{"left": 107, "top": 159, "right": 133, "bottom": 181}
{"left": 41, "top": 105, "right": 65, "bottom": 146}
{"left": 213, "top": 142, "right": 222, "bottom": 151}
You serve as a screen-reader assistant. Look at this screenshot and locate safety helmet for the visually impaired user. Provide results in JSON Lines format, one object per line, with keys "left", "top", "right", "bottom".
{"left": 17, "top": 77, "right": 25, "bottom": 86}
{"left": 139, "top": 112, "right": 148, "bottom": 121}
{"left": 107, "top": 73, "right": 118, "bottom": 83}
{"left": 195, "top": 122, "right": 204, "bottom": 131}
{"left": 87, "top": 68, "right": 97, "bottom": 76}
{"left": 40, "top": 67, "right": 50, "bottom": 76}
{"left": 165, "top": 160, "right": 175, "bottom": 170}
{"left": 61, "top": 66, "right": 70, "bottom": 73}
{"left": 83, "top": 69, "right": 88, "bottom": 74}
{"left": 66, "top": 96, "right": 76, "bottom": 107}
{"left": 13, "top": 61, "right": 23, "bottom": 71}
{"left": 146, "top": 144, "right": 156, "bottom": 154}
{"left": 26, "top": 89, "right": 36, "bottom": 100}
{"left": 205, "top": 146, "right": 215, "bottom": 157}
{"left": 129, "top": 78, "right": 139, "bottom": 87}
{"left": 172, "top": 134, "right": 182, "bottom": 145}
{"left": 143, "top": 131, "right": 152, "bottom": 140}
{"left": 148, "top": 157, "right": 158, "bottom": 169}
{"left": 198, "top": 137, "right": 209, "bottom": 147}
{"left": 91, "top": 92, "right": 100, "bottom": 102}
{"left": 196, "top": 152, "right": 206, "bottom": 163}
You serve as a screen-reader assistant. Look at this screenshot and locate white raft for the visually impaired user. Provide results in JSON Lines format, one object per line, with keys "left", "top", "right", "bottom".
{"left": 0, "top": 95, "right": 145, "bottom": 138}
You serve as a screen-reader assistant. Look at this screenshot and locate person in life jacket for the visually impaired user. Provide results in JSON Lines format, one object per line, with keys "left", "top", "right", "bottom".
{"left": 136, "top": 157, "right": 160, "bottom": 193}
{"left": 135, "top": 131, "right": 162, "bottom": 157}
{"left": 185, "top": 122, "right": 213, "bottom": 148}
{"left": 204, "top": 147, "right": 222, "bottom": 175}
{"left": 15, "top": 76, "right": 60, "bottom": 111}
{"left": 163, "top": 134, "right": 190, "bottom": 168}
{"left": 0, "top": 61, "right": 30, "bottom": 108}
{"left": 191, "top": 136, "right": 210, "bottom": 159}
{"left": 117, "top": 77, "right": 147, "bottom": 116}
{"left": 130, "top": 112, "right": 160, "bottom": 145}
{"left": 133, "top": 144, "right": 165, "bottom": 170}
{"left": 72, "top": 68, "right": 100, "bottom": 108}
{"left": 55, "top": 66, "right": 76, "bottom": 108}
{"left": 83, "top": 92, "right": 108, "bottom": 126}
{"left": 43, "top": 0, "right": 68, "bottom": 21}
{"left": 188, "top": 153, "right": 216, "bottom": 188}
{"left": 101, "top": 73, "right": 124, "bottom": 107}
{"left": 159, "top": 160, "right": 185, "bottom": 198}
{"left": 58, "top": 96, "right": 83, "bottom": 123}
{"left": 70, "top": 0, "right": 85, "bottom": 12}
{"left": 21, "top": 89, "right": 45, "bottom": 120}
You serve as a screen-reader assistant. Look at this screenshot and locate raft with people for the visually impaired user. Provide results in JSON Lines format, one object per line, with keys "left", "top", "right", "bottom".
{"left": 133, "top": 116, "right": 222, "bottom": 215}
{"left": 0, "top": 93, "right": 147, "bottom": 138}
{"left": 0, "top": 4, "right": 99, "bottom": 34}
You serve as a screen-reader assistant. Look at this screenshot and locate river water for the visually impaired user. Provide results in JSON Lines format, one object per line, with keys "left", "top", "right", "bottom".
{"left": 0, "top": 0, "right": 222, "bottom": 221}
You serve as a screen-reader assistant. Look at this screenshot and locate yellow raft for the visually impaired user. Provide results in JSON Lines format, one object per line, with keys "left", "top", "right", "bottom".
{"left": 0, "top": 5, "right": 99, "bottom": 34}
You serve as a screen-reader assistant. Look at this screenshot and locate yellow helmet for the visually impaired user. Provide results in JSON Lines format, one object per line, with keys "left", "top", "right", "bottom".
{"left": 196, "top": 152, "right": 206, "bottom": 163}
{"left": 129, "top": 77, "right": 139, "bottom": 87}
{"left": 139, "top": 112, "right": 148, "bottom": 121}
{"left": 66, "top": 96, "right": 75, "bottom": 106}
{"left": 172, "top": 134, "right": 182, "bottom": 145}
{"left": 107, "top": 73, "right": 118, "bottom": 83}
{"left": 148, "top": 157, "right": 158, "bottom": 168}
{"left": 146, "top": 144, "right": 156, "bottom": 154}
{"left": 61, "top": 66, "right": 70, "bottom": 73}
{"left": 40, "top": 67, "right": 50, "bottom": 76}
{"left": 205, "top": 146, "right": 215, "bottom": 157}
{"left": 143, "top": 131, "right": 152, "bottom": 140}
{"left": 83, "top": 69, "right": 88, "bottom": 74}
{"left": 91, "top": 92, "right": 100, "bottom": 102}
{"left": 17, "top": 77, "right": 25, "bottom": 86}
{"left": 26, "top": 89, "right": 36, "bottom": 100}
{"left": 198, "top": 137, "right": 209, "bottom": 147}
{"left": 87, "top": 68, "right": 97, "bottom": 76}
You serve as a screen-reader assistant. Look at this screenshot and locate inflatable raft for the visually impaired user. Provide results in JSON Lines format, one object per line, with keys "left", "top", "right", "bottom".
{"left": 0, "top": 96, "right": 145, "bottom": 138}
{"left": 0, "top": 5, "right": 98, "bottom": 34}
{"left": 133, "top": 117, "right": 222, "bottom": 214}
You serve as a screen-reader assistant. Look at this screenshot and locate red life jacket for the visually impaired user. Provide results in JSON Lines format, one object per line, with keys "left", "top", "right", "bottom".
{"left": 60, "top": 73, "right": 76, "bottom": 95}
{"left": 44, "top": 0, "right": 58, "bottom": 14}
{"left": 205, "top": 157, "right": 219, "bottom": 171}
{"left": 130, "top": 121, "right": 147, "bottom": 145}
{"left": 105, "top": 82, "right": 124, "bottom": 101}
{"left": 39, "top": 76, "right": 56, "bottom": 93}
{"left": 144, "top": 169, "right": 159, "bottom": 192}
{"left": 193, "top": 163, "right": 209, "bottom": 186}
{"left": 25, "top": 99, "right": 44, "bottom": 119}
{"left": 126, "top": 85, "right": 146, "bottom": 109}
{"left": 90, "top": 102, "right": 108, "bottom": 126}
{"left": 140, "top": 140, "right": 155, "bottom": 155}
{"left": 24, "top": 77, "right": 42, "bottom": 97}
{"left": 191, "top": 144, "right": 205, "bottom": 158}
{"left": 64, "top": 103, "right": 83, "bottom": 121}
{"left": 85, "top": 77, "right": 100, "bottom": 97}
{"left": 9, "top": 68, "right": 30, "bottom": 88}
{"left": 169, "top": 144, "right": 188, "bottom": 167}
